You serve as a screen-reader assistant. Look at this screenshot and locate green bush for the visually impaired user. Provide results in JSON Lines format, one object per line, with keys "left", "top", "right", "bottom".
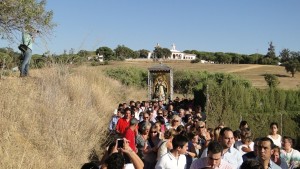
{"left": 191, "top": 58, "right": 200, "bottom": 63}
{"left": 105, "top": 67, "right": 147, "bottom": 88}
{"left": 91, "top": 61, "right": 109, "bottom": 66}
{"left": 194, "top": 79, "right": 300, "bottom": 147}
{"left": 264, "top": 74, "right": 280, "bottom": 88}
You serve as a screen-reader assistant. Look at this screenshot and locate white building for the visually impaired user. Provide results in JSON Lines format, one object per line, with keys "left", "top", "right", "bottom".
{"left": 148, "top": 43, "right": 196, "bottom": 60}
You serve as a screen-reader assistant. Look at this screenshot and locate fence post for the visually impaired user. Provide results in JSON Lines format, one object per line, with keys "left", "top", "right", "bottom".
{"left": 280, "top": 112, "right": 283, "bottom": 136}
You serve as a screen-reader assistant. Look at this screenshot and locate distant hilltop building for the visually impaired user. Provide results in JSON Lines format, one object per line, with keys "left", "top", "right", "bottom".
{"left": 147, "top": 43, "right": 196, "bottom": 60}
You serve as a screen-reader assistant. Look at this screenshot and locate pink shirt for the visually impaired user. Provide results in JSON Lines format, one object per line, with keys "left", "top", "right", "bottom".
{"left": 190, "top": 157, "right": 234, "bottom": 169}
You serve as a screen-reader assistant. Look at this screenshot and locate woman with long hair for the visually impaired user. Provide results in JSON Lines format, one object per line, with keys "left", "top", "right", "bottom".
{"left": 156, "top": 129, "right": 177, "bottom": 160}
{"left": 267, "top": 122, "right": 282, "bottom": 147}
{"left": 143, "top": 125, "right": 161, "bottom": 169}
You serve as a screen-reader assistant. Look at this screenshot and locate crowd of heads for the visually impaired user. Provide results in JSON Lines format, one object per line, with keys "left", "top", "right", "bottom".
{"left": 82, "top": 98, "right": 300, "bottom": 169}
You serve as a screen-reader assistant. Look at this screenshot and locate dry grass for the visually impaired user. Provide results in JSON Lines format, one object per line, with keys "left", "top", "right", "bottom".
{"left": 0, "top": 65, "right": 147, "bottom": 168}
{"left": 108, "top": 60, "right": 300, "bottom": 89}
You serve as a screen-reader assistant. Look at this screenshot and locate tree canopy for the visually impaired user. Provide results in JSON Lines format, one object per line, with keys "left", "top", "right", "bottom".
{"left": 114, "top": 45, "right": 137, "bottom": 59}
{"left": 265, "top": 41, "right": 276, "bottom": 58}
{"left": 284, "top": 59, "right": 300, "bottom": 77}
{"left": 96, "top": 46, "right": 114, "bottom": 60}
{"left": 153, "top": 46, "right": 171, "bottom": 59}
{"left": 0, "top": 0, "right": 55, "bottom": 42}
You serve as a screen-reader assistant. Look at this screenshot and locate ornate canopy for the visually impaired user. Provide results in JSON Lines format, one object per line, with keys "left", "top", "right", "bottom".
{"left": 148, "top": 63, "right": 173, "bottom": 102}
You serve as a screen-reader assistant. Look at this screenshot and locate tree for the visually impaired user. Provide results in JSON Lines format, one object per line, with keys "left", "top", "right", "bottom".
{"left": 284, "top": 59, "right": 300, "bottom": 77}
{"left": 138, "top": 49, "right": 150, "bottom": 58}
{"left": 279, "top": 48, "right": 290, "bottom": 63}
{"left": 114, "top": 45, "right": 135, "bottom": 60}
{"left": 96, "top": 46, "right": 114, "bottom": 61}
{"left": 265, "top": 41, "right": 276, "bottom": 59}
{"left": 153, "top": 47, "right": 171, "bottom": 59}
{"left": 227, "top": 53, "right": 242, "bottom": 64}
{"left": 0, "top": 0, "right": 55, "bottom": 41}
{"left": 215, "top": 52, "right": 232, "bottom": 63}
{"left": 264, "top": 74, "right": 280, "bottom": 88}
{"left": 290, "top": 51, "right": 300, "bottom": 60}
{"left": 247, "top": 53, "right": 263, "bottom": 64}
{"left": 77, "top": 50, "right": 89, "bottom": 57}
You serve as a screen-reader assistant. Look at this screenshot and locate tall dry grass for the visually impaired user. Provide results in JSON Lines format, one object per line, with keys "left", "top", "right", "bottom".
{"left": 0, "top": 65, "right": 147, "bottom": 168}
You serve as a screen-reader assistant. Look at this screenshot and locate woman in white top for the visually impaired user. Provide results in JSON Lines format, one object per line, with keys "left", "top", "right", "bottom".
{"left": 157, "top": 129, "right": 176, "bottom": 160}
{"left": 267, "top": 122, "right": 282, "bottom": 148}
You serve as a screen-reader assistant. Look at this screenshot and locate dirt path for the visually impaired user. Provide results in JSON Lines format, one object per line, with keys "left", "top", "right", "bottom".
{"left": 227, "top": 64, "right": 264, "bottom": 73}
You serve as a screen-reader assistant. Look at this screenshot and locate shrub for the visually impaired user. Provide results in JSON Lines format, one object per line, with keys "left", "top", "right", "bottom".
{"left": 264, "top": 74, "right": 280, "bottom": 88}
{"left": 191, "top": 58, "right": 200, "bottom": 63}
{"left": 91, "top": 61, "right": 109, "bottom": 66}
{"left": 105, "top": 67, "right": 147, "bottom": 88}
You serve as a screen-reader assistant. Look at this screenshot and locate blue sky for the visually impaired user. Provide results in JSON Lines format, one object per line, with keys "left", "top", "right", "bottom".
{"left": 2, "top": 0, "right": 300, "bottom": 55}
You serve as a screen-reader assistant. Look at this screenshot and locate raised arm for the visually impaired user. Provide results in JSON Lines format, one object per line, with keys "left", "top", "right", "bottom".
{"left": 121, "top": 138, "right": 144, "bottom": 169}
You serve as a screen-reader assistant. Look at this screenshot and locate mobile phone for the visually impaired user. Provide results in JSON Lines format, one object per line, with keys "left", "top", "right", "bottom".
{"left": 117, "top": 139, "right": 124, "bottom": 148}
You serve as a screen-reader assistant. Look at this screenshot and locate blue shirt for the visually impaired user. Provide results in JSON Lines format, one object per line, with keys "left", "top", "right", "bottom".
{"left": 255, "top": 157, "right": 281, "bottom": 169}
{"left": 109, "top": 115, "right": 120, "bottom": 131}
{"left": 269, "top": 160, "right": 282, "bottom": 169}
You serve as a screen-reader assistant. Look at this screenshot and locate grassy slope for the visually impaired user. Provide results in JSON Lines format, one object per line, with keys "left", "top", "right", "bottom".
{"left": 0, "top": 65, "right": 147, "bottom": 168}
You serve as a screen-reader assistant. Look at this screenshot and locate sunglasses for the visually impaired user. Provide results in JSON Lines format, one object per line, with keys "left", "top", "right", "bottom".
{"left": 173, "top": 120, "right": 179, "bottom": 122}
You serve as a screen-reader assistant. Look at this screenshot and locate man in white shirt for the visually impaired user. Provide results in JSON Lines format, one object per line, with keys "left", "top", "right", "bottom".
{"left": 155, "top": 134, "right": 188, "bottom": 169}
{"left": 201, "top": 127, "right": 243, "bottom": 169}
{"left": 191, "top": 141, "right": 234, "bottom": 169}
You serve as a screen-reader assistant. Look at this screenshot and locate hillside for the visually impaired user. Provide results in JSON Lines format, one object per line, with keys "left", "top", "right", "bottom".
{"left": 0, "top": 65, "right": 147, "bottom": 168}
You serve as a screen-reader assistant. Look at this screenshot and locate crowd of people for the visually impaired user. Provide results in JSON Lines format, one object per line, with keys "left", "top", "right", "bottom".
{"left": 82, "top": 98, "right": 300, "bottom": 169}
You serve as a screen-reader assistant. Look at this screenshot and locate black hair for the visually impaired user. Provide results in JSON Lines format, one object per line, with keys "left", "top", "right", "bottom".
{"left": 233, "top": 130, "right": 241, "bottom": 139}
{"left": 176, "top": 125, "right": 185, "bottom": 135}
{"left": 240, "top": 159, "right": 264, "bottom": 169}
{"left": 220, "top": 127, "right": 233, "bottom": 137}
{"left": 105, "top": 152, "right": 125, "bottom": 169}
{"left": 108, "top": 142, "right": 116, "bottom": 155}
{"left": 259, "top": 137, "right": 275, "bottom": 149}
{"left": 207, "top": 141, "right": 223, "bottom": 155}
{"left": 124, "top": 107, "right": 131, "bottom": 113}
{"left": 239, "top": 120, "right": 248, "bottom": 128}
{"left": 81, "top": 162, "right": 99, "bottom": 169}
{"left": 187, "top": 132, "right": 197, "bottom": 140}
{"left": 183, "top": 114, "right": 192, "bottom": 123}
{"left": 270, "top": 122, "right": 278, "bottom": 128}
{"left": 172, "top": 134, "right": 188, "bottom": 149}
{"left": 155, "top": 115, "right": 165, "bottom": 125}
